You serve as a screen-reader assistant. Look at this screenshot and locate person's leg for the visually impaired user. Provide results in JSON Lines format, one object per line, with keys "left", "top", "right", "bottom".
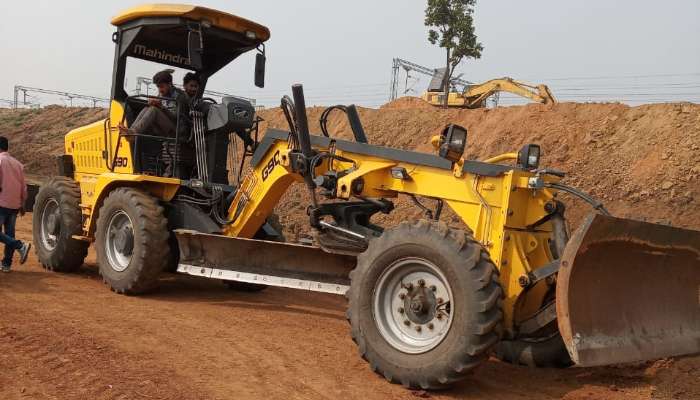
{"left": 0, "top": 210, "right": 8, "bottom": 270}
{"left": 151, "top": 108, "right": 176, "bottom": 137}
{"left": 0, "top": 209, "right": 21, "bottom": 270}
{"left": 129, "top": 106, "right": 160, "bottom": 134}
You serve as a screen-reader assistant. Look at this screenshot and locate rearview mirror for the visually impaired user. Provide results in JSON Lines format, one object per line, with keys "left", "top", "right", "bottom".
{"left": 255, "top": 52, "right": 266, "bottom": 88}
{"left": 188, "top": 31, "right": 203, "bottom": 70}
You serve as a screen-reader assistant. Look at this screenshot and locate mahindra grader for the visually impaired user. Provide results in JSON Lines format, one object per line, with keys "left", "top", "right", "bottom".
{"left": 33, "top": 4, "right": 700, "bottom": 389}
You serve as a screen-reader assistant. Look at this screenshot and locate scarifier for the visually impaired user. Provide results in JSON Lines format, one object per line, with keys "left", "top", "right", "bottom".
{"left": 33, "top": 3, "right": 700, "bottom": 390}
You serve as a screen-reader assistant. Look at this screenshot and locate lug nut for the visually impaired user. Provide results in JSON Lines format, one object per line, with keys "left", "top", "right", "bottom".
{"left": 437, "top": 297, "right": 444, "bottom": 304}
{"left": 398, "top": 307, "right": 404, "bottom": 314}
{"left": 404, "top": 320, "right": 411, "bottom": 326}
{"left": 436, "top": 313, "right": 443, "bottom": 320}
{"left": 415, "top": 325, "right": 422, "bottom": 332}
{"left": 418, "top": 279, "right": 425, "bottom": 287}
{"left": 428, "top": 323, "right": 434, "bottom": 330}
{"left": 518, "top": 275, "right": 531, "bottom": 288}
{"left": 399, "top": 293, "right": 406, "bottom": 300}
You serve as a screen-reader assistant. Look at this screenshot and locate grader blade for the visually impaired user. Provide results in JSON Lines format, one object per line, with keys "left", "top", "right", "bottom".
{"left": 556, "top": 214, "right": 700, "bottom": 367}
{"left": 174, "top": 230, "right": 357, "bottom": 294}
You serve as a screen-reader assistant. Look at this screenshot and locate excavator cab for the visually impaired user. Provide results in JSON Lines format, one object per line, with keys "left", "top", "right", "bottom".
{"left": 109, "top": 4, "right": 269, "bottom": 181}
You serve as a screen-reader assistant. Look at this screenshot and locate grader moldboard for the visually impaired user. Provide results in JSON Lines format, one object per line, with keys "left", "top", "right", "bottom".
{"left": 33, "top": 4, "right": 700, "bottom": 390}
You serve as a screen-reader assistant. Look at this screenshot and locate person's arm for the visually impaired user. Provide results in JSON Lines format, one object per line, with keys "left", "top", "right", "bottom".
{"left": 19, "top": 165, "right": 27, "bottom": 216}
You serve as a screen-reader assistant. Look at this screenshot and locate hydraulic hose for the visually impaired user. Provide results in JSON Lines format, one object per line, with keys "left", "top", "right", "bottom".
{"left": 545, "top": 182, "right": 611, "bottom": 216}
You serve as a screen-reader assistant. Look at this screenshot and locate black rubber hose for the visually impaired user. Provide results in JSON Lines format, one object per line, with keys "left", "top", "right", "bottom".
{"left": 545, "top": 182, "right": 611, "bottom": 216}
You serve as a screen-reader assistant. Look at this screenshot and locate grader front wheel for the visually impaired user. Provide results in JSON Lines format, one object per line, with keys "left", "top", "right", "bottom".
{"left": 347, "top": 220, "right": 503, "bottom": 389}
{"left": 95, "top": 188, "right": 169, "bottom": 295}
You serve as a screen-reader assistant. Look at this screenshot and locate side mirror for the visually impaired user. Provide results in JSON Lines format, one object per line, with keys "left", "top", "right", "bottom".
{"left": 255, "top": 52, "right": 266, "bottom": 88}
{"left": 188, "top": 31, "right": 203, "bottom": 70}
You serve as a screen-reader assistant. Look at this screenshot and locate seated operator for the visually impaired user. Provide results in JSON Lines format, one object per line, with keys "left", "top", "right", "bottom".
{"left": 119, "top": 69, "right": 188, "bottom": 137}
{"left": 182, "top": 72, "right": 201, "bottom": 104}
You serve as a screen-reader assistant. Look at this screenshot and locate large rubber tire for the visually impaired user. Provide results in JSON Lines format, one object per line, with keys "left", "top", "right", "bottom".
{"left": 225, "top": 214, "right": 286, "bottom": 293}
{"left": 95, "top": 188, "right": 169, "bottom": 295}
{"left": 494, "top": 292, "right": 573, "bottom": 368}
{"left": 347, "top": 220, "right": 503, "bottom": 389}
{"left": 32, "top": 177, "right": 89, "bottom": 272}
{"left": 494, "top": 332, "right": 573, "bottom": 368}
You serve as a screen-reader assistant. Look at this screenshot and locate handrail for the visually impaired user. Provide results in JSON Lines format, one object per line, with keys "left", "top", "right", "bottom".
{"left": 483, "top": 153, "right": 517, "bottom": 164}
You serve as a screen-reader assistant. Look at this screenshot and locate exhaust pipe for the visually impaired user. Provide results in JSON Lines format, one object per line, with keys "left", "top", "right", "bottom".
{"left": 291, "top": 84, "right": 313, "bottom": 158}
{"left": 346, "top": 104, "right": 368, "bottom": 143}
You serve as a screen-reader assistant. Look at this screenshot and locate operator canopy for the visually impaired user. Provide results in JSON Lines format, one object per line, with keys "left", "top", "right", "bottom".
{"left": 111, "top": 4, "right": 270, "bottom": 73}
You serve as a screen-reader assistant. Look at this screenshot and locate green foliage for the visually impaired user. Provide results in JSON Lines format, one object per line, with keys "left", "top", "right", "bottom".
{"left": 425, "top": 0, "right": 483, "bottom": 100}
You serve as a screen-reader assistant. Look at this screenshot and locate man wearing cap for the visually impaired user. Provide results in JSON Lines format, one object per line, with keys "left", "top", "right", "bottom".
{"left": 0, "top": 136, "right": 31, "bottom": 272}
{"left": 119, "top": 69, "right": 188, "bottom": 137}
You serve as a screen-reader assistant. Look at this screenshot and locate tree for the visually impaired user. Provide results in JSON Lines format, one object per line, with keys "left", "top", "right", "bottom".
{"left": 425, "top": 0, "right": 483, "bottom": 108}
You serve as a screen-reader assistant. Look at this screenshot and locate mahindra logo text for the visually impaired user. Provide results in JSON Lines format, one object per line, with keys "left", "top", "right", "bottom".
{"left": 133, "top": 44, "right": 191, "bottom": 65}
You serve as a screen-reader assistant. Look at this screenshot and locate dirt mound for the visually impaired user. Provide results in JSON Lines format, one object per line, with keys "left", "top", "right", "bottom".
{"left": 0, "top": 106, "right": 107, "bottom": 183}
{"left": 3, "top": 102, "right": 698, "bottom": 233}
{"left": 380, "top": 96, "right": 435, "bottom": 110}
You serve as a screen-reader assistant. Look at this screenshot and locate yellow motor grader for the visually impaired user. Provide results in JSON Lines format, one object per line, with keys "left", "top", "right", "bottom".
{"left": 33, "top": 4, "right": 700, "bottom": 390}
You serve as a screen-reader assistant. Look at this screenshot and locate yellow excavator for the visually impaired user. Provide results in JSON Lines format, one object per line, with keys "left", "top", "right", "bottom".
{"left": 422, "top": 77, "right": 556, "bottom": 108}
{"left": 33, "top": 3, "right": 699, "bottom": 390}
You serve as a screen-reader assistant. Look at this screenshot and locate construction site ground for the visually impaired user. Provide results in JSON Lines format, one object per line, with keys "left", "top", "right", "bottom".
{"left": 1, "top": 99, "right": 699, "bottom": 399}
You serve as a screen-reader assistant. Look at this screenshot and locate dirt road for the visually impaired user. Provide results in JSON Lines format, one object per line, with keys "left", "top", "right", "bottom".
{"left": 1, "top": 217, "right": 697, "bottom": 400}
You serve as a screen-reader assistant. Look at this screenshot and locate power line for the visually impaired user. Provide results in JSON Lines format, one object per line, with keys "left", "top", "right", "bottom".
{"left": 532, "top": 72, "right": 700, "bottom": 81}
{"left": 13, "top": 85, "right": 109, "bottom": 108}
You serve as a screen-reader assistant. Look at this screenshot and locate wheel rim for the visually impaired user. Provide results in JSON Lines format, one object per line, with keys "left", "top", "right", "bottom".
{"left": 40, "top": 198, "right": 61, "bottom": 251}
{"left": 372, "top": 257, "right": 454, "bottom": 354}
{"left": 104, "top": 210, "right": 134, "bottom": 272}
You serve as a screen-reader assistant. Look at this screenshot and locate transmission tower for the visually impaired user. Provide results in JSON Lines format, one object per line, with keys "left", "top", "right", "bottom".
{"left": 389, "top": 58, "right": 472, "bottom": 101}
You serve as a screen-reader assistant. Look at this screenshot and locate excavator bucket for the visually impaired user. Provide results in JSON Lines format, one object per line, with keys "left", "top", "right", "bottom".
{"left": 556, "top": 213, "right": 700, "bottom": 367}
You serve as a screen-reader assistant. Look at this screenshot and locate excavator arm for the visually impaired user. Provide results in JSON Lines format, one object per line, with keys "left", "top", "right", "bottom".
{"left": 463, "top": 77, "right": 556, "bottom": 108}
{"left": 422, "top": 77, "right": 556, "bottom": 108}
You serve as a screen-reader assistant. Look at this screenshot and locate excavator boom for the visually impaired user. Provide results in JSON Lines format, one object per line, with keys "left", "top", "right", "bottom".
{"left": 422, "top": 77, "right": 556, "bottom": 108}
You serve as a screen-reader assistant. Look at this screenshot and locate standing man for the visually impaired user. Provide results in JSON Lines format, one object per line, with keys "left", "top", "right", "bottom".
{"left": 0, "top": 136, "right": 31, "bottom": 272}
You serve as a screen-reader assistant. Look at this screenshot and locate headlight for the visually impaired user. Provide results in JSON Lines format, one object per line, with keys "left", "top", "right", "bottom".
{"left": 517, "top": 144, "right": 541, "bottom": 170}
{"left": 438, "top": 124, "right": 468, "bottom": 163}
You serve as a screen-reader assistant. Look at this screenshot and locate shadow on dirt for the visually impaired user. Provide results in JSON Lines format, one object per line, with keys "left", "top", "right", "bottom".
{"left": 146, "top": 273, "right": 347, "bottom": 321}
{"left": 0, "top": 270, "right": 53, "bottom": 295}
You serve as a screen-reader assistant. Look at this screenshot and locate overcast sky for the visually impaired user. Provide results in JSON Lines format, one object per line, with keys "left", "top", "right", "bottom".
{"left": 1, "top": 0, "right": 699, "bottom": 108}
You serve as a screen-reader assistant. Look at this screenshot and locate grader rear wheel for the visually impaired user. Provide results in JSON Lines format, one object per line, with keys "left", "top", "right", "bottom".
{"left": 32, "top": 177, "right": 89, "bottom": 272}
{"left": 95, "top": 188, "right": 169, "bottom": 295}
{"left": 347, "top": 220, "right": 503, "bottom": 389}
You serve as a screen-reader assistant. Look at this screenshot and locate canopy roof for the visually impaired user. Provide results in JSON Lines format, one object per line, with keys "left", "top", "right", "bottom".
{"left": 111, "top": 4, "right": 270, "bottom": 42}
